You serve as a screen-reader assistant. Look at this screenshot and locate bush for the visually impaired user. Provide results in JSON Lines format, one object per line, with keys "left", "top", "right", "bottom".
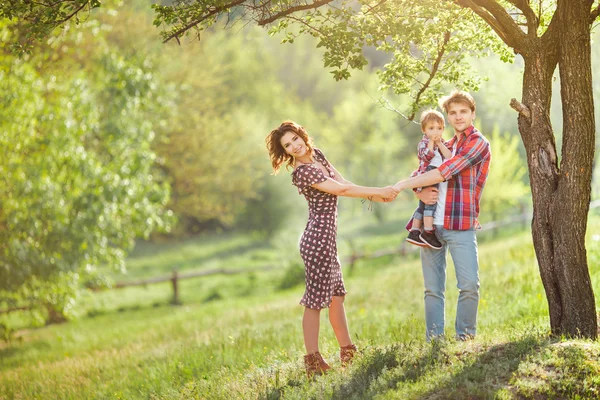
{"left": 278, "top": 262, "right": 306, "bottom": 291}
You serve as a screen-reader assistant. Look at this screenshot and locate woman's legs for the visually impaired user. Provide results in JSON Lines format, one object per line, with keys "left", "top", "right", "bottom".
{"left": 328, "top": 295, "right": 352, "bottom": 347}
{"left": 303, "top": 307, "right": 330, "bottom": 376}
{"left": 303, "top": 296, "right": 353, "bottom": 353}
{"left": 303, "top": 307, "right": 321, "bottom": 354}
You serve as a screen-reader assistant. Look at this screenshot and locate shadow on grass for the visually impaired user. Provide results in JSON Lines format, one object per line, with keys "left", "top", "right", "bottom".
{"left": 127, "top": 240, "right": 272, "bottom": 279}
{"left": 169, "top": 241, "right": 272, "bottom": 270}
{"left": 0, "top": 339, "right": 53, "bottom": 371}
{"left": 316, "top": 334, "right": 550, "bottom": 399}
{"left": 330, "top": 341, "right": 444, "bottom": 399}
{"left": 414, "top": 334, "right": 551, "bottom": 399}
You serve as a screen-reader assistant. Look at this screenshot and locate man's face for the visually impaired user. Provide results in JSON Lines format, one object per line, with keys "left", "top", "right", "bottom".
{"left": 447, "top": 102, "right": 475, "bottom": 134}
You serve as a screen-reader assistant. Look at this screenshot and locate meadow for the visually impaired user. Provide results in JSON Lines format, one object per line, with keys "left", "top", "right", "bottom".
{"left": 1, "top": 212, "right": 599, "bottom": 399}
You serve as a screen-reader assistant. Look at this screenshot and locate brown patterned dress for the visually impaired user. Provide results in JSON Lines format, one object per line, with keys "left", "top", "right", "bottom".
{"left": 292, "top": 148, "right": 347, "bottom": 310}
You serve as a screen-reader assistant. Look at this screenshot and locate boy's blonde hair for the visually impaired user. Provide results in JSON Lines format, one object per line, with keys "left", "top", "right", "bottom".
{"left": 439, "top": 90, "right": 476, "bottom": 113}
{"left": 420, "top": 109, "right": 445, "bottom": 131}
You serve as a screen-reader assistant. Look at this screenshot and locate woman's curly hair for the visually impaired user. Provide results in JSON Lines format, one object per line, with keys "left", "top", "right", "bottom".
{"left": 265, "top": 120, "right": 314, "bottom": 174}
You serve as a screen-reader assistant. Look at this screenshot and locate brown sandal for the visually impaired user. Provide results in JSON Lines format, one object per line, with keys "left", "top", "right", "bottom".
{"left": 340, "top": 344, "right": 358, "bottom": 367}
{"left": 304, "top": 351, "right": 331, "bottom": 377}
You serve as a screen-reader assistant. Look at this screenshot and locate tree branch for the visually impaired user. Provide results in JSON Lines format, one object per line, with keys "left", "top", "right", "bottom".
{"left": 591, "top": 2, "right": 600, "bottom": 23}
{"left": 287, "top": 15, "right": 329, "bottom": 37}
{"left": 510, "top": 98, "right": 531, "bottom": 120}
{"left": 456, "top": 0, "right": 528, "bottom": 54}
{"left": 376, "top": 96, "right": 420, "bottom": 124}
{"left": 506, "top": 0, "right": 539, "bottom": 34}
{"left": 409, "top": 31, "right": 451, "bottom": 120}
{"left": 258, "top": 0, "right": 335, "bottom": 26}
{"left": 163, "top": 0, "right": 247, "bottom": 43}
{"left": 56, "top": 1, "right": 88, "bottom": 24}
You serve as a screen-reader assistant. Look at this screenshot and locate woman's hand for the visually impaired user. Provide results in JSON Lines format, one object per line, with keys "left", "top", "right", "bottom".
{"left": 379, "top": 186, "right": 399, "bottom": 202}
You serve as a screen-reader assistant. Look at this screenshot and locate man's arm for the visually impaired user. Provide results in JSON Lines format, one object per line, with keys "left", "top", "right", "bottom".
{"left": 437, "top": 135, "right": 490, "bottom": 180}
{"left": 393, "top": 168, "right": 445, "bottom": 192}
{"left": 416, "top": 186, "right": 439, "bottom": 205}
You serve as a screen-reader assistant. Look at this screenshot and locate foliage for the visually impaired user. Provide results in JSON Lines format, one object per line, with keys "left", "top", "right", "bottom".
{"left": 277, "top": 261, "right": 306, "bottom": 290}
{"left": 481, "top": 128, "right": 531, "bottom": 220}
{"left": 151, "top": 0, "right": 512, "bottom": 118}
{"left": 0, "top": 18, "right": 172, "bottom": 318}
{"left": 0, "top": 0, "right": 102, "bottom": 54}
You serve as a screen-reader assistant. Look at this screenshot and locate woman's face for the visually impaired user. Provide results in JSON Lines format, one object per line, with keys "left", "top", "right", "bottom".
{"left": 280, "top": 131, "right": 308, "bottom": 158}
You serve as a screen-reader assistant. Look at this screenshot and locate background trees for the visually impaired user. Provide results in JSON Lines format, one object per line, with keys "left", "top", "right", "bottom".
{"left": 0, "top": 17, "right": 172, "bottom": 321}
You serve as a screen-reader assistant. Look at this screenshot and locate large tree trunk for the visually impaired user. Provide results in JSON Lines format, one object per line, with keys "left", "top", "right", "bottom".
{"left": 516, "top": 0, "right": 597, "bottom": 339}
{"left": 551, "top": 0, "right": 597, "bottom": 338}
{"left": 518, "top": 46, "right": 563, "bottom": 336}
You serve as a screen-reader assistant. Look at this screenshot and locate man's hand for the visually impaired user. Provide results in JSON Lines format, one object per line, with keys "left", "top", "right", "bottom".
{"left": 416, "top": 186, "right": 439, "bottom": 205}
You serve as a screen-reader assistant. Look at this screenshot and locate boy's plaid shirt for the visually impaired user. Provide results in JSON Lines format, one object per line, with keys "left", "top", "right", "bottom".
{"left": 415, "top": 135, "right": 449, "bottom": 174}
{"left": 407, "top": 125, "right": 491, "bottom": 231}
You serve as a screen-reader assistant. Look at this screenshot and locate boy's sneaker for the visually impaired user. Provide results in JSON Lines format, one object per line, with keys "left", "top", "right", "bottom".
{"left": 420, "top": 230, "right": 442, "bottom": 250}
{"left": 406, "top": 230, "right": 428, "bottom": 247}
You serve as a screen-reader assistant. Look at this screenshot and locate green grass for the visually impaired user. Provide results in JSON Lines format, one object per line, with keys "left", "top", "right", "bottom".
{"left": 1, "top": 216, "right": 600, "bottom": 399}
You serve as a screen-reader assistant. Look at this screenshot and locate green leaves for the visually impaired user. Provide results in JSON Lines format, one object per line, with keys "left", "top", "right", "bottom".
{"left": 0, "top": 17, "right": 171, "bottom": 318}
{"left": 481, "top": 128, "right": 530, "bottom": 219}
{"left": 1, "top": 0, "right": 102, "bottom": 55}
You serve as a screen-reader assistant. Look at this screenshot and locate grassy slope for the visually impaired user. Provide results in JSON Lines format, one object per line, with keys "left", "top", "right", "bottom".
{"left": 1, "top": 215, "right": 599, "bottom": 399}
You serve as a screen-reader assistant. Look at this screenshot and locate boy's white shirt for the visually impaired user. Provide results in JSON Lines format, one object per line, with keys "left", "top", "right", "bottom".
{"left": 429, "top": 149, "right": 443, "bottom": 168}
{"left": 433, "top": 143, "right": 457, "bottom": 226}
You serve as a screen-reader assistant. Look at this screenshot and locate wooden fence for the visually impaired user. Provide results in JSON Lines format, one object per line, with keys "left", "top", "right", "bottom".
{"left": 2, "top": 200, "right": 600, "bottom": 315}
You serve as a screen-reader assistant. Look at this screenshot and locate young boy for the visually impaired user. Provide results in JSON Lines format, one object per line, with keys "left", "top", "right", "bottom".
{"left": 406, "top": 109, "right": 452, "bottom": 249}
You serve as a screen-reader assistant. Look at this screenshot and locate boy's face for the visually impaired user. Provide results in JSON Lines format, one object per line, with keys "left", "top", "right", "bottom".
{"left": 422, "top": 121, "right": 444, "bottom": 140}
{"left": 446, "top": 101, "right": 475, "bottom": 133}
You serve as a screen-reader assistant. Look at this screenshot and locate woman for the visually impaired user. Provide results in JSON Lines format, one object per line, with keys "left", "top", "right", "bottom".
{"left": 266, "top": 121, "right": 398, "bottom": 377}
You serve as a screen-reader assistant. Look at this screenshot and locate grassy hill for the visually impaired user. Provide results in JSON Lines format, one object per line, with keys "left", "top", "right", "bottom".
{"left": 1, "top": 214, "right": 599, "bottom": 399}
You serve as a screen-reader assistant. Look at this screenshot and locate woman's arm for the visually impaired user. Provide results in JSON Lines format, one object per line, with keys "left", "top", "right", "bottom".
{"left": 328, "top": 162, "right": 353, "bottom": 185}
{"left": 312, "top": 178, "right": 398, "bottom": 200}
{"left": 326, "top": 162, "right": 395, "bottom": 202}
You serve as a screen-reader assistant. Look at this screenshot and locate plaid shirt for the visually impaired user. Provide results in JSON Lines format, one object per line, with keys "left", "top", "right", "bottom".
{"left": 413, "top": 135, "right": 448, "bottom": 176}
{"left": 407, "top": 125, "right": 491, "bottom": 231}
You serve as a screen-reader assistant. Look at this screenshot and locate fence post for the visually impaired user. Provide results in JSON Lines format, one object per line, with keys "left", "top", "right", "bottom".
{"left": 171, "top": 268, "right": 180, "bottom": 305}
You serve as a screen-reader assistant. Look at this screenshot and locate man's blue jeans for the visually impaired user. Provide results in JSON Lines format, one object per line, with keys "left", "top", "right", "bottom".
{"left": 420, "top": 225, "right": 480, "bottom": 341}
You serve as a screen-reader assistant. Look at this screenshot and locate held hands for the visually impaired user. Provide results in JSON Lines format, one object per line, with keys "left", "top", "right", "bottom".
{"left": 379, "top": 185, "right": 400, "bottom": 202}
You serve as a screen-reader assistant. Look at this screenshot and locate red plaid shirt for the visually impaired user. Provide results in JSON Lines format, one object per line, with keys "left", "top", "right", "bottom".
{"left": 406, "top": 125, "right": 491, "bottom": 231}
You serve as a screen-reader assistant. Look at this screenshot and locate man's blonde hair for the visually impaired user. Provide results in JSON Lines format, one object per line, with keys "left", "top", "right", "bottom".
{"left": 439, "top": 90, "right": 476, "bottom": 113}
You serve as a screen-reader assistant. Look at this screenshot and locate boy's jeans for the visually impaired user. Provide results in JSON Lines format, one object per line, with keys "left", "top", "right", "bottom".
{"left": 413, "top": 165, "right": 439, "bottom": 220}
{"left": 420, "top": 225, "right": 480, "bottom": 341}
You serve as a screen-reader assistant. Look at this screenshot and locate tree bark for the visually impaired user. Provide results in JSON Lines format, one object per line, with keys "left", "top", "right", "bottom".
{"left": 551, "top": 0, "right": 597, "bottom": 338}
{"left": 516, "top": 0, "right": 597, "bottom": 339}
{"left": 518, "top": 43, "right": 563, "bottom": 336}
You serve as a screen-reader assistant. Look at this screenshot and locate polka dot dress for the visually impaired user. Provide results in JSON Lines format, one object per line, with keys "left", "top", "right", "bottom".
{"left": 292, "top": 148, "right": 347, "bottom": 310}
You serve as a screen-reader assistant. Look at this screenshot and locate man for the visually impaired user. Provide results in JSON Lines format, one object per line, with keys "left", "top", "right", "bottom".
{"left": 394, "top": 90, "right": 491, "bottom": 341}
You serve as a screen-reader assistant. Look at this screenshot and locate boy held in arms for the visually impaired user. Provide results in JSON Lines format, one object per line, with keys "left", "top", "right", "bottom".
{"left": 406, "top": 110, "right": 452, "bottom": 249}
